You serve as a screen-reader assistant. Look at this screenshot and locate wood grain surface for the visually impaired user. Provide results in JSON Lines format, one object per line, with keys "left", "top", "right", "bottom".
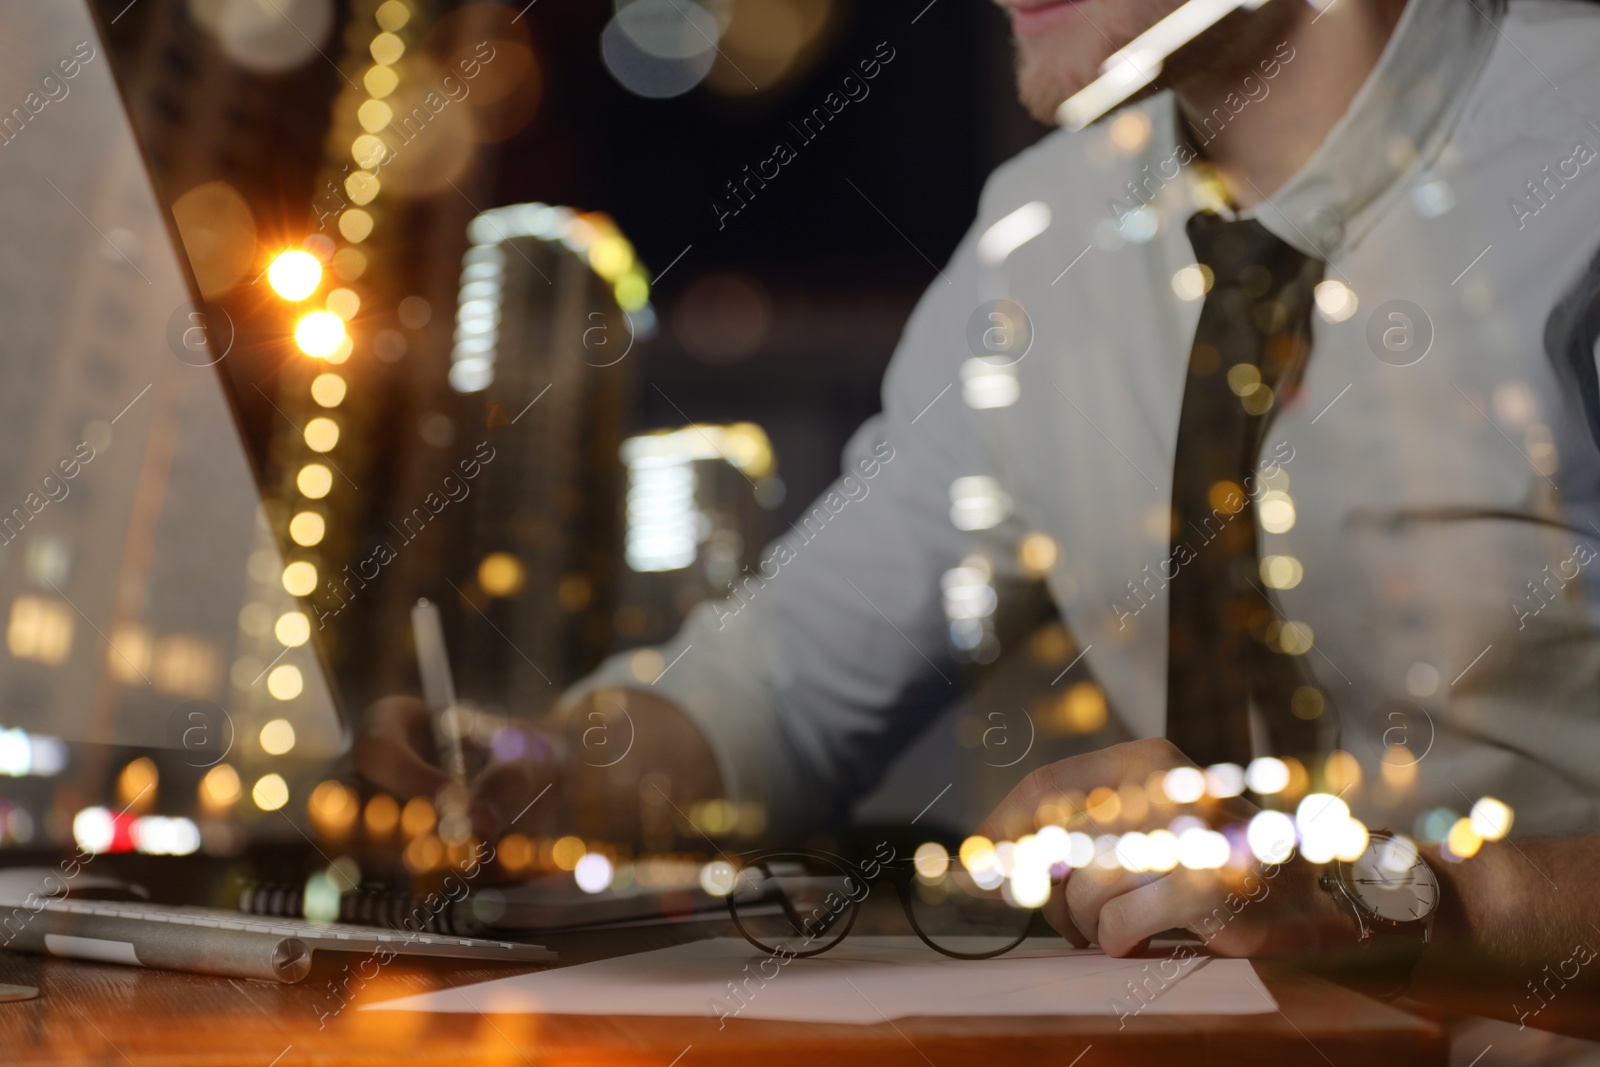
{"left": 0, "top": 920, "right": 1445, "bottom": 1067}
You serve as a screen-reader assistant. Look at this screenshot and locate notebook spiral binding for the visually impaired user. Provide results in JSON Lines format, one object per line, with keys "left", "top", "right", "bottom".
{"left": 238, "top": 883, "right": 485, "bottom": 936}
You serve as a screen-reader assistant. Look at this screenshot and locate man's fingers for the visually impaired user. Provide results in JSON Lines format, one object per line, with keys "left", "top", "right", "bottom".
{"left": 354, "top": 696, "right": 453, "bottom": 800}
{"left": 1042, "top": 874, "right": 1090, "bottom": 947}
{"left": 1066, "top": 866, "right": 1163, "bottom": 949}
{"left": 471, "top": 759, "right": 557, "bottom": 841}
{"left": 1094, "top": 868, "right": 1235, "bottom": 957}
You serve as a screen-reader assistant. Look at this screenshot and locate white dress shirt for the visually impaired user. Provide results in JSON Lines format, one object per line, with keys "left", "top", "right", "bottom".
{"left": 571, "top": 0, "right": 1600, "bottom": 840}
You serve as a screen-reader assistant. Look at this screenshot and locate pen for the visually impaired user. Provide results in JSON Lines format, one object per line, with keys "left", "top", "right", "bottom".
{"left": 412, "top": 598, "right": 473, "bottom": 843}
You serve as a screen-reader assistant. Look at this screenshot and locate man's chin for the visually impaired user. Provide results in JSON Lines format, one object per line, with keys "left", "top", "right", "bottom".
{"left": 1013, "top": 40, "right": 1103, "bottom": 126}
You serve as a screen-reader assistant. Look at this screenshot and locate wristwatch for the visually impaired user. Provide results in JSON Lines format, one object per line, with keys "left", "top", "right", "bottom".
{"left": 1317, "top": 830, "right": 1440, "bottom": 999}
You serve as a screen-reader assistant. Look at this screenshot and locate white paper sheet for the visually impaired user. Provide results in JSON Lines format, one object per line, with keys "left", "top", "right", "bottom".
{"left": 366, "top": 937, "right": 1277, "bottom": 1023}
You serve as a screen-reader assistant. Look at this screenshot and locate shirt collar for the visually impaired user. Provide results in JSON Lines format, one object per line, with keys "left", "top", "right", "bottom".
{"left": 1238, "top": 0, "right": 1503, "bottom": 258}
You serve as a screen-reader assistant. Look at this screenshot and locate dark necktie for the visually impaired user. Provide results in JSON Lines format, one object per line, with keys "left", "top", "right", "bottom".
{"left": 1164, "top": 211, "right": 1324, "bottom": 768}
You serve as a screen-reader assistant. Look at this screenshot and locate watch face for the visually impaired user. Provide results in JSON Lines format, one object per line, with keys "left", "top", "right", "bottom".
{"left": 1346, "top": 837, "right": 1440, "bottom": 922}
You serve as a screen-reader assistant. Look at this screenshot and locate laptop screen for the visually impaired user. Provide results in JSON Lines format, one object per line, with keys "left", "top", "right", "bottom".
{"left": 0, "top": 2, "right": 342, "bottom": 764}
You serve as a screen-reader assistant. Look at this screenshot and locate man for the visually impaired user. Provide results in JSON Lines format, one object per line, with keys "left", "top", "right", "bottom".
{"left": 361, "top": 0, "right": 1600, "bottom": 1039}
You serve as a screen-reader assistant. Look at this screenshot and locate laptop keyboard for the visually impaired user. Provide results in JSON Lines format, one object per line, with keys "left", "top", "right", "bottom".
{"left": 29, "top": 896, "right": 553, "bottom": 960}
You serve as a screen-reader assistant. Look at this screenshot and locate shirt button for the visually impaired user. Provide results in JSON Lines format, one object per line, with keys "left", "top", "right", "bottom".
{"left": 1305, "top": 206, "right": 1344, "bottom": 252}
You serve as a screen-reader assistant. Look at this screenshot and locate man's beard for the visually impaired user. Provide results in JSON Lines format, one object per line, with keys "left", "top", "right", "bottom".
{"left": 1011, "top": 3, "right": 1299, "bottom": 129}
{"left": 1012, "top": 34, "right": 1115, "bottom": 126}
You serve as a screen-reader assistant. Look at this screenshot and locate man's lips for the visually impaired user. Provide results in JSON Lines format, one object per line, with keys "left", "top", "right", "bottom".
{"left": 1004, "top": 0, "right": 1083, "bottom": 37}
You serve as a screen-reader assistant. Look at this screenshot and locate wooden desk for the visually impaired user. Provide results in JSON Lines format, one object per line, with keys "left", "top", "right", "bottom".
{"left": 0, "top": 930, "right": 1444, "bottom": 1067}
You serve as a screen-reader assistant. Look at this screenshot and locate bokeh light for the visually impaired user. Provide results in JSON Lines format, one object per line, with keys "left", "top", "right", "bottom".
{"left": 574, "top": 852, "right": 614, "bottom": 894}
{"left": 216, "top": 0, "right": 334, "bottom": 75}
{"left": 365, "top": 794, "right": 400, "bottom": 835}
{"left": 1446, "top": 817, "right": 1483, "bottom": 859}
{"left": 274, "top": 611, "right": 311, "bottom": 647}
{"left": 1247, "top": 810, "right": 1296, "bottom": 864}
{"left": 552, "top": 835, "right": 586, "bottom": 871}
{"left": 1161, "top": 766, "right": 1205, "bottom": 804}
{"left": 310, "top": 373, "right": 347, "bottom": 408}
{"left": 1204, "top": 762, "right": 1245, "bottom": 798}
{"left": 259, "top": 717, "right": 297, "bottom": 754}
{"left": 252, "top": 773, "right": 289, "bottom": 812}
{"left": 309, "top": 781, "right": 360, "bottom": 835}
{"left": 1246, "top": 757, "right": 1289, "bottom": 795}
{"left": 339, "top": 209, "right": 375, "bottom": 244}
{"left": 268, "top": 249, "right": 323, "bottom": 301}
{"left": 326, "top": 288, "right": 361, "bottom": 321}
{"left": 200, "top": 764, "right": 241, "bottom": 808}
{"left": 297, "top": 463, "right": 333, "bottom": 499}
{"left": 281, "top": 561, "right": 319, "bottom": 597}
{"left": 601, "top": 0, "right": 719, "bottom": 99}
{"left": 303, "top": 417, "right": 340, "bottom": 452}
{"left": 699, "top": 860, "right": 737, "bottom": 896}
{"left": 913, "top": 842, "right": 950, "bottom": 882}
{"left": 478, "top": 552, "right": 526, "bottom": 597}
{"left": 171, "top": 181, "right": 257, "bottom": 297}
{"left": 295, "top": 311, "right": 346, "bottom": 357}
{"left": 364, "top": 63, "right": 399, "bottom": 97}
{"left": 706, "top": 0, "right": 834, "bottom": 95}
{"left": 959, "top": 835, "right": 996, "bottom": 874}
{"left": 1470, "top": 796, "right": 1513, "bottom": 841}
{"left": 265, "top": 667, "right": 303, "bottom": 703}
{"left": 370, "top": 31, "right": 406, "bottom": 65}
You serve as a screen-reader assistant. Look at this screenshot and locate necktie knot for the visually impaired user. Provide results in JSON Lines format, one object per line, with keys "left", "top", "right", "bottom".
{"left": 1185, "top": 212, "right": 1312, "bottom": 295}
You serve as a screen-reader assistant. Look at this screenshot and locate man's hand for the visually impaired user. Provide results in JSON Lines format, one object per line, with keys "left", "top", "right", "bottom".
{"left": 354, "top": 694, "right": 563, "bottom": 842}
{"left": 976, "top": 738, "right": 1357, "bottom": 958}
{"left": 354, "top": 688, "right": 725, "bottom": 845}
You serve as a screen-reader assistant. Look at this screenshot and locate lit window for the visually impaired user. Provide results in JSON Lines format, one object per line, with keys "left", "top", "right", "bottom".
{"left": 6, "top": 596, "right": 73, "bottom": 665}
{"left": 152, "top": 635, "right": 221, "bottom": 698}
{"left": 107, "top": 623, "right": 153, "bottom": 684}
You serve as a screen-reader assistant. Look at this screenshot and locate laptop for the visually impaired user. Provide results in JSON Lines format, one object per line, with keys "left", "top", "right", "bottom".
{"left": 0, "top": 0, "right": 557, "bottom": 980}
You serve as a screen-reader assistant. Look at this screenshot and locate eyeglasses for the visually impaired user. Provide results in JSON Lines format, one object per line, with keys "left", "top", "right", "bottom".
{"left": 724, "top": 846, "right": 1039, "bottom": 960}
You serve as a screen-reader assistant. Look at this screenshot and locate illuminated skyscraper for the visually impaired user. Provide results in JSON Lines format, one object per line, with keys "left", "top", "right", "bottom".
{"left": 433, "top": 206, "right": 652, "bottom": 712}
